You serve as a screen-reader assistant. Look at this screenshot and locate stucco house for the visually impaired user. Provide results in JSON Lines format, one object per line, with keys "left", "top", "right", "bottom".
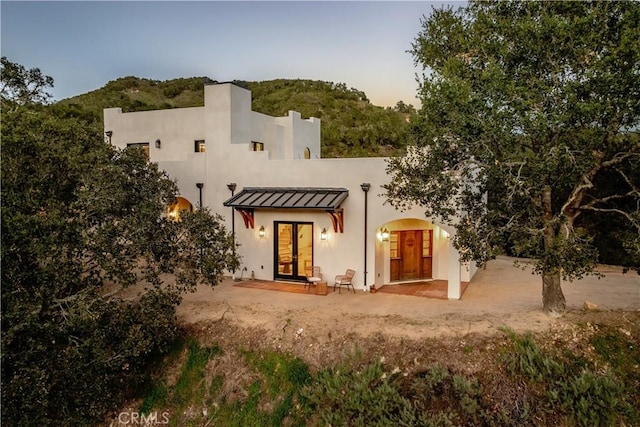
{"left": 104, "top": 82, "right": 477, "bottom": 299}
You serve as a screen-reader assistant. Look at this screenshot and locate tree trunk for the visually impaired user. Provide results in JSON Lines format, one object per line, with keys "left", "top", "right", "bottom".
{"left": 541, "top": 186, "right": 566, "bottom": 316}
{"left": 542, "top": 269, "right": 566, "bottom": 316}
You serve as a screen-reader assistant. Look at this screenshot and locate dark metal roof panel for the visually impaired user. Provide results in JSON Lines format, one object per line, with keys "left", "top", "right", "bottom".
{"left": 224, "top": 187, "right": 349, "bottom": 211}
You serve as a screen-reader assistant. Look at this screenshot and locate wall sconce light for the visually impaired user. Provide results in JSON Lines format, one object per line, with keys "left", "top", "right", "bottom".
{"left": 381, "top": 227, "right": 390, "bottom": 241}
{"left": 155, "top": 139, "right": 161, "bottom": 148}
{"left": 259, "top": 226, "right": 265, "bottom": 238}
{"left": 196, "top": 183, "right": 204, "bottom": 208}
{"left": 320, "top": 228, "right": 328, "bottom": 241}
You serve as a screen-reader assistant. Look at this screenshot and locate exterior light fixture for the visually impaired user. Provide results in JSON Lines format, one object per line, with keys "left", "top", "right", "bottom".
{"left": 320, "top": 228, "right": 328, "bottom": 241}
{"left": 155, "top": 139, "right": 161, "bottom": 148}
{"left": 196, "top": 183, "right": 204, "bottom": 208}
{"left": 259, "top": 226, "right": 265, "bottom": 238}
{"left": 381, "top": 227, "right": 390, "bottom": 242}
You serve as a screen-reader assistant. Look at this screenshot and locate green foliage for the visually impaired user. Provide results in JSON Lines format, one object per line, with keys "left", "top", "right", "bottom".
{"left": 247, "top": 79, "right": 413, "bottom": 158}
{"left": 1, "top": 56, "right": 54, "bottom": 106}
{"left": 60, "top": 76, "right": 414, "bottom": 159}
{"left": 147, "top": 345, "right": 310, "bottom": 426}
{"left": 589, "top": 326, "right": 640, "bottom": 422}
{"left": 405, "top": 365, "right": 487, "bottom": 426}
{"left": 301, "top": 354, "right": 415, "bottom": 426}
{"left": 502, "top": 330, "right": 566, "bottom": 382}
{"left": 385, "top": 0, "right": 640, "bottom": 313}
{"left": 173, "top": 340, "right": 221, "bottom": 407}
{"left": 140, "top": 381, "right": 169, "bottom": 415}
{"left": 158, "top": 334, "right": 337, "bottom": 427}
{"left": 501, "top": 328, "right": 635, "bottom": 427}
{"left": 244, "top": 349, "right": 312, "bottom": 397}
{"left": 553, "top": 370, "right": 622, "bottom": 427}
{"left": 1, "top": 288, "right": 180, "bottom": 425}
{"left": 131, "top": 324, "right": 640, "bottom": 427}
{"left": 301, "top": 350, "right": 489, "bottom": 426}
{"left": 591, "top": 328, "right": 640, "bottom": 371}
{"left": 238, "top": 350, "right": 310, "bottom": 426}
{"left": 1, "top": 61, "right": 238, "bottom": 425}
{"left": 60, "top": 76, "right": 212, "bottom": 120}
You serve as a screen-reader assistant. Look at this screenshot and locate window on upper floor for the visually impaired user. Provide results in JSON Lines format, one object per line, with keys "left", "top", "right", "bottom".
{"left": 127, "top": 142, "right": 150, "bottom": 159}
{"left": 194, "top": 140, "right": 206, "bottom": 153}
{"left": 251, "top": 141, "right": 264, "bottom": 152}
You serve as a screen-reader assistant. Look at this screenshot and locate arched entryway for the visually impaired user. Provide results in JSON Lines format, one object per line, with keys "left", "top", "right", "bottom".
{"left": 374, "top": 218, "right": 452, "bottom": 287}
{"left": 167, "top": 196, "right": 193, "bottom": 221}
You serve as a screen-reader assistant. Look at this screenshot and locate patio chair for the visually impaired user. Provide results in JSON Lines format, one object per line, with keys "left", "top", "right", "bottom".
{"left": 334, "top": 269, "right": 356, "bottom": 294}
{"left": 305, "top": 266, "right": 322, "bottom": 293}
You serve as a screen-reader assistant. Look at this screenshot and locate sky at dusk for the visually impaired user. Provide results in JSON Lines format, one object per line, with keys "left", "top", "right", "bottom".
{"left": 1, "top": 1, "right": 462, "bottom": 108}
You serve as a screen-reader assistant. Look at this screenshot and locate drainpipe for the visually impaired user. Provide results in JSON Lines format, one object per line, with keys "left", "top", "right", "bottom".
{"left": 361, "top": 183, "right": 371, "bottom": 291}
{"left": 227, "top": 183, "right": 237, "bottom": 277}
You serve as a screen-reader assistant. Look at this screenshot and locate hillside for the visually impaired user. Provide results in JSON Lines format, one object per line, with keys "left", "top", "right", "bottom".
{"left": 60, "top": 76, "right": 415, "bottom": 158}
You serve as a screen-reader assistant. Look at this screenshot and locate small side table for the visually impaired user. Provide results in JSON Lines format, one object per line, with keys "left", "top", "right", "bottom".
{"left": 316, "top": 281, "right": 328, "bottom": 295}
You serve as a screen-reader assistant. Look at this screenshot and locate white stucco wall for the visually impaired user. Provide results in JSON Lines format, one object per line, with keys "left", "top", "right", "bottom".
{"left": 104, "top": 106, "right": 206, "bottom": 162}
{"left": 104, "top": 82, "right": 475, "bottom": 298}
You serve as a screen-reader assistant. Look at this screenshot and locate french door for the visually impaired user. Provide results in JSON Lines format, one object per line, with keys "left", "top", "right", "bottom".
{"left": 274, "top": 222, "right": 313, "bottom": 281}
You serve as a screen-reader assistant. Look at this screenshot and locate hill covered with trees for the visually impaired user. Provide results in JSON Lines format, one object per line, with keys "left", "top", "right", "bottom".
{"left": 60, "top": 76, "right": 415, "bottom": 158}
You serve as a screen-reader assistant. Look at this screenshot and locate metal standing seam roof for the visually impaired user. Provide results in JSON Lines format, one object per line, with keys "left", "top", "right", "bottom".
{"left": 223, "top": 187, "right": 349, "bottom": 211}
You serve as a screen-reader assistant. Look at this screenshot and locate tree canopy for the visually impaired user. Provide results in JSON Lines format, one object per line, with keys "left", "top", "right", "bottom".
{"left": 385, "top": 1, "right": 640, "bottom": 315}
{"left": 1, "top": 58, "right": 238, "bottom": 424}
{"left": 0, "top": 56, "right": 54, "bottom": 106}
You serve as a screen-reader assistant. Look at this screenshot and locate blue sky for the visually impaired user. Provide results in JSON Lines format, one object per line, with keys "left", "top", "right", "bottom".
{"left": 1, "top": 1, "right": 461, "bottom": 107}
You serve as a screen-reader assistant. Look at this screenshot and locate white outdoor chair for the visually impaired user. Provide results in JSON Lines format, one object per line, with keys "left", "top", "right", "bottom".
{"left": 305, "top": 266, "right": 322, "bottom": 293}
{"left": 334, "top": 268, "right": 356, "bottom": 294}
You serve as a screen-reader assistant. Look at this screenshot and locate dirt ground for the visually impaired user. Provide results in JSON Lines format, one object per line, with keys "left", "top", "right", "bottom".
{"left": 105, "top": 256, "right": 639, "bottom": 427}
{"left": 158, "top": 256, "right": 640, "bottom": 369}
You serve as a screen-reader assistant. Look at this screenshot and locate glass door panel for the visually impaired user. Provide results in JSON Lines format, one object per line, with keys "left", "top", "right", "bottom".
{"left": 277, "top": 223, "right": 294, "bottom": 277}
{"left": 275, "top": 222, "right": 313, "bottom": 281}
{"left": 296, "top": 223, "right": 313, "bottom": 277}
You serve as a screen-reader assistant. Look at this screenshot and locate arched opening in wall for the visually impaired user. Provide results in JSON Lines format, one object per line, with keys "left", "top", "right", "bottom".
{"left": 167, "top": 196, "right": 193, "bottom": 221}
{"left": 374, "top": 218, "right": 450, "bottom": 286}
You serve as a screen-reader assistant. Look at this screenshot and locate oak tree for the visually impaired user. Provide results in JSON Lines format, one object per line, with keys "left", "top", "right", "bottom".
{"left": 1, "top": 58, "right": 238, "bottom": 424}
{"left": 385, "top": 1, "right": 640, "bottom": 315}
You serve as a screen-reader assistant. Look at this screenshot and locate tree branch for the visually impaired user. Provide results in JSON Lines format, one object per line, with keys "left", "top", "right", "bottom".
{"left": 580, "top": 206, "right": 640, "bottom": 230}
{"left": 582, "top": 191, "right": 638, "bottom": 209}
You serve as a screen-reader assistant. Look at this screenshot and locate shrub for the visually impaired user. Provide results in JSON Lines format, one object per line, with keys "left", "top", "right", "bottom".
{"left": 501, "top": 328, "right": 633, "bottom": 427}
{"left": 1, "top": 290, "right": 181, "bottom": 426}
{"left": 301, "top": 352, "right": 415, "bottom": 426}
{"left": 404, "top": 364, "right": 488, "bottom": 426}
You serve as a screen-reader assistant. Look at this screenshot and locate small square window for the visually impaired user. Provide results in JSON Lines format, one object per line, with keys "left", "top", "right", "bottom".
{"left": 194, "top": 140, "right": 206, "bottom": 153}
{"left": 127, "top": 142, "right": 150, "bottom": 159}
{"left": 251, "top": 141, "right": 264, "bottom": 152}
